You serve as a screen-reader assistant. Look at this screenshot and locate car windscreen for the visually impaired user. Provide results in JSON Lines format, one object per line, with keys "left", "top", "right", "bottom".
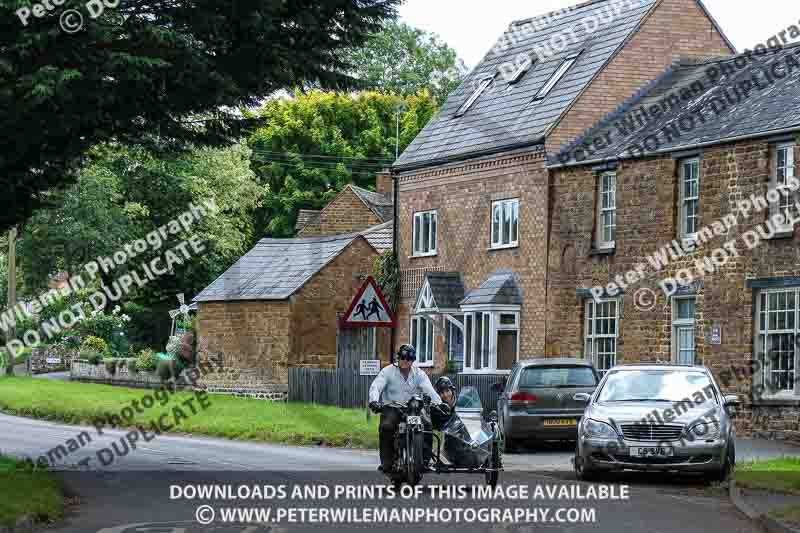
{"left": 597, "top": 370, "right": 718, "bottom": 405}
{"left": 518, "top": 366, "right": 597, "bottom": 388}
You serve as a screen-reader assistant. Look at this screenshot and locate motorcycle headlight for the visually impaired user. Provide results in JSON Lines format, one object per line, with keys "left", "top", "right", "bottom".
{"left": 582, "top": 419, "right": 618, "bottom": 439}
{"left": 685, "top": 420, "right": 721, "bottom": 440}
{"left": 408, "top": 399, "right": 421, "bottom": 412}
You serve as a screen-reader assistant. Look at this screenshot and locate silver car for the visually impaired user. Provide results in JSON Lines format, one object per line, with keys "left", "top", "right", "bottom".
{"left": 573, "top": 364, "right": 740, "bottom": 482}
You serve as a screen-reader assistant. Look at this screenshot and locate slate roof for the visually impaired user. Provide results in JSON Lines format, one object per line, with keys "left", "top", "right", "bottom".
{"left": 361, "top": 221, "right": 393, "bottom": 253}
{"left": 424, "top": 272, "right": 466, "bottom": 310}
{"left": 351, "top": 184, "right": 393, "bottom": 222}
{"left": 393, "top": 0, "right": 662, "bottom": 170}
{"left": 295, "top": 209, "right": 321, "bottom": 232}
{"left": 194, "top": 234, "right": 375, "bottom": 302}
{"left": 460, "top": 270, "right": 524, "bottom": 306}
{"left": 551, "top": 43, "right": 800, "bottom": 166}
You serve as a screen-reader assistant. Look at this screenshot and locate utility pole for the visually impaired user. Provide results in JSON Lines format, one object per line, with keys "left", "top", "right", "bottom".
{"left": 6, "top": 226, "right": 17, "bottom": 376}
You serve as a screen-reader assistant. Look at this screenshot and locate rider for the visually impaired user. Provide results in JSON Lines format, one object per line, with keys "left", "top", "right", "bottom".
{"left": 368, "top": 344, "right": 446, "bottom": 473}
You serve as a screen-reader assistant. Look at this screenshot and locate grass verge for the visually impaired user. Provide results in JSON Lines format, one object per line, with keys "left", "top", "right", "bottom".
{"left": 0, "top": 376, "right": 378, "bottom": 449}
{"left": 0, "top": 456, "right": 63, "bottom": 527}
{"left": 735, "top": 457, "right": 800, "bottom": 493}
{"left": 771, "top": 504, "right": 800, "bottom": 525}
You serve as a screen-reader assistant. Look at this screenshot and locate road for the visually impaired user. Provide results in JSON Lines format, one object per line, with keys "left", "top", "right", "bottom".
{"left": 2, "top": 413, "right": 798, "bottom": 532}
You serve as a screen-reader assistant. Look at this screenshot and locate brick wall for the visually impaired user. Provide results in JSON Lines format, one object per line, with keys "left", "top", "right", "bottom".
{"left": 297, "top": 187, "right": 382, "bottom": 237}
{"left": 291, "top": 237, "right": 391, "bottom": 368}
{"left": 547, "top": 0, "right": 734, "bottom": 154}
{"left": 397, "top": 148, "right": 550, "bottom": 373}
{"left": 197, "top": 237, "right": 392, "bottom": 389}
{"left": 196, "top": 300, "right": 292, "bottom": 387}
{"left": 547, "top": 137, "right": 800, "bottom": 440}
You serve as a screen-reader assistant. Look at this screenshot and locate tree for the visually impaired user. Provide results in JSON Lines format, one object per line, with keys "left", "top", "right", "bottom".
{"left": 343, "top": 21, "right": 468, "bottom": 103}
{"left": 0, "top": 0, "right": 400, "bottom": 232}
{"left": 17, "top": 143, "right": 264, "bottom": 311}
{"left": 247, "top": 90, "right": 438, "bottom": 237}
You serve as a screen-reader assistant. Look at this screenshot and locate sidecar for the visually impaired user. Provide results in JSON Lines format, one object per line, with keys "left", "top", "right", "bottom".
{"left": 428, "top": 386, "right": 503, "bottom": 487}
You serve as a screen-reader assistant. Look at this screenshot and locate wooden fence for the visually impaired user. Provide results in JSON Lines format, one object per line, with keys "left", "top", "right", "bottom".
{"left": 288, "top": 367, "right": 504, "bottom": 411}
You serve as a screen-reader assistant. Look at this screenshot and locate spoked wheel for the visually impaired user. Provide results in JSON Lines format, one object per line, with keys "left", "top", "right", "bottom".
{"left": 406, "top": 432, "right": 424, "bottom": 486}
{"left": 485, "top": 439, "right": 500, "bottom": 487}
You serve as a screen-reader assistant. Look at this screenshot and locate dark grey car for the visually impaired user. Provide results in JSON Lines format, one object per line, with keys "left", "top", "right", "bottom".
{"left": 495, "top": 358, "right": 599, "bottom": 452}
{"left": 573, "top": 364, "right": 740, "bottom": 482}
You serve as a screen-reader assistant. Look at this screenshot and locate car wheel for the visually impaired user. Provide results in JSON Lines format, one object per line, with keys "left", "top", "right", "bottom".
{"left": 710, "top": 441, "right": 735, "bottom": 483}
{"left": 574, "top": 443, "right": 599, "bottom": 482}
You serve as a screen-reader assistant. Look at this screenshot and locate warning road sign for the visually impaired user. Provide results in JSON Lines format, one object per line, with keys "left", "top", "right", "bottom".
{"left": 340, "top": 276, "right": 397, "bottom": 328}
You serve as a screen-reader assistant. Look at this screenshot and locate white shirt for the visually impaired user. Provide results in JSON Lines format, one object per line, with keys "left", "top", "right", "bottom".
{"left": 369, "top": 364, "right": 443, "bottom": 405}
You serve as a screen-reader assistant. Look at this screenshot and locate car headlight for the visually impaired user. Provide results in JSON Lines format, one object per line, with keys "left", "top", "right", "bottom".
{"left": 583, "top": 418, "right": 618, "bottom": 439}
{"left": 685, "top": 421, "right": 721, "bottom": 440}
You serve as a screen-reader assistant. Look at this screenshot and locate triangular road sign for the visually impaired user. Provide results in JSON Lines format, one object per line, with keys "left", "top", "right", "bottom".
{"left": 340, "top": 276, "right": 397, "bottom": 328}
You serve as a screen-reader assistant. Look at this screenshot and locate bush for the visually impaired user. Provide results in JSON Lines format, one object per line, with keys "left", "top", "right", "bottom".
{"left": 126, "top": 358, "right": 138, "bottom": 373}
{"left": 83, "top": 351, "right": 102, "bottom": 365}
{"left": 104, "top": 359, "right": 118, "bottom": 375}
{"left": 165, "top": 335, "right": 182, "bottom": 357}
{"left": 135, "top": 349, "right": 158, "bottom": 372}
{"left": 59, "top": 336, "right": 81, "bottom": 350}
{"left": 157, "top": 359, "right": 175, "bottom": 382}
{"left": 81, "top": 336, "right": 108, "bottom": 353}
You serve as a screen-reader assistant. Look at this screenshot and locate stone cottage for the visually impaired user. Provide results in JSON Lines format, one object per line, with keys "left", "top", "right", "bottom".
{"left": 194, "top": 177, "right": 393, "bottom": 398}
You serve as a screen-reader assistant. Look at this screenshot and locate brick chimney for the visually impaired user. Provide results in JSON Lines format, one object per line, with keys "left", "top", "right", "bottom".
{"left": 376, "top": 170, "right": 393, "bottom": 199}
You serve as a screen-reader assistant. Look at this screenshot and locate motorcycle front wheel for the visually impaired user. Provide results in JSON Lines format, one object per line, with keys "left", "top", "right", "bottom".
{"left": 406, "top": 430, "right": 424, "bottom": 486}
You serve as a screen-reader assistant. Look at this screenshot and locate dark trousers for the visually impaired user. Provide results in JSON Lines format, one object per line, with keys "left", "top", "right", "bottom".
{"left": 379, "top": 409, "right": 433, "bottom": 471}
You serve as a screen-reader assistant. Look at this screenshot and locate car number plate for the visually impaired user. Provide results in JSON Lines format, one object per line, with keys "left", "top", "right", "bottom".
{"left": 543, "top": 419, "right": 577, "bottom": 427}
{"left": 406, "top": 416, "right": 422, "bottom": 425}
{"left": 630, "top": 446, "right": 674, "bottom": 458}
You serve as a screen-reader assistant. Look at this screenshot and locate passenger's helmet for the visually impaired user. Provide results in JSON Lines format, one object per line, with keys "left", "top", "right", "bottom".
{"left": 397, "top": 344, "right": 417, "bottom": 362}
{"left": 435, "top": 376, "right": 456, "bottom": 394}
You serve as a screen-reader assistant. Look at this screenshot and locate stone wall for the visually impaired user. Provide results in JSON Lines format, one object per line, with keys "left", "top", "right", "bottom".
{"left": 290, "top": 236, "right": 389, "bottom": 368}
{"left": 196, "top": 300, "right": 292, "bottom": 386}
{"left": 29, "top": 345, "right": 78, "bottom": 374}
{"left": 547, "top": 137, "right": 800, "bottom": 441}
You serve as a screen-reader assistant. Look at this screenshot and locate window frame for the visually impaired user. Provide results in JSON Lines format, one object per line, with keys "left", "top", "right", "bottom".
{"left": 755, "top": 287, "right": 800, "bottom": 398}
{"left": 770, "top": 142, "right": 796, "bottom": 232}
{"left": 583, "top": 298, "right": 620, "bottom": 376}
{"left": 410, "top": 315, "right": 435, "bottom": 367}
{"left": 455, "top": 75, "right": 494, "bottom": 118}
{"left": 595, "top": 172, "right": 617, "bottom": 250}
{"left": 533, "top": 52, "right": 581, "bottom": 101}
{"left": 461, "top": 307, "right": 520, "bottom": 374}
{"left": 678, "top": 157, "right": 701, "bottom": 240}
{"left": 445, "top": 314, "right": 465, "bottom": 371}
{"left": 507, "top": 55, "right": 536, "bottom": 85}
{"left": 411, "top": 210, "right": 438, "bottom": 257}
{"left": 490, "top": 198, "right": 520, "bottom": 250}
{"left": 671, "top": 296, "right": 697, "bottom": 366}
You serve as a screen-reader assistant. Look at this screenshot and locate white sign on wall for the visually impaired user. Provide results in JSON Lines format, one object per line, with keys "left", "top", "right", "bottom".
{"left": 360, "top": 360, "right": 380, "bottom": 376}
{"left": 46, "top": 357, "right": 62, "bottom": 365}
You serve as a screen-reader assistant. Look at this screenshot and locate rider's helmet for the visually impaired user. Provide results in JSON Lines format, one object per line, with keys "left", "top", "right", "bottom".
{"left": 434, "top": 376, "right": 456, "bottom": 394}
{"left": 397, "top": 344, "right": 416, "bottom": 362}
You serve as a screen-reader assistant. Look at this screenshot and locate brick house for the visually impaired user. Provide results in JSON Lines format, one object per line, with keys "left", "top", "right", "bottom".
{"left": 546, "top": 44, "right": 800, "bottom": 439}
{"left": 194, "top": 178, "right": 393, "bottom": 396}
{"left": 393, "top": 0, "right": 733, "bottom": 375}
{"left": 296, "top": 175, "right": 394, "bottom": 237}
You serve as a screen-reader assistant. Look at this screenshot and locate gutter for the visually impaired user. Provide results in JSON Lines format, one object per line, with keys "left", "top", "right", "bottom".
{"left": 390, "top": 166, "right": 399, "bottom": 364}
{"left": 393, "top": 139, "right": 545, "bottom": 174}
{"left": 548, "top": 125, "right": 800, "bottom": 169}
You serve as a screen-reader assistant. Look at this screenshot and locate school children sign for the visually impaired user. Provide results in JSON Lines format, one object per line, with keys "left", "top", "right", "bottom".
{"left": 340, "top": 277, "right": 397, "bottom": 328}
